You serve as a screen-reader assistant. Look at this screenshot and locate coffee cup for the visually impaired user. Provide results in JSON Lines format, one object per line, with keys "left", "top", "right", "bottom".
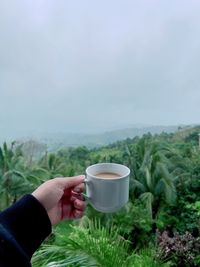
{"left": 84, "top": 163, "right": 130, "bottom": 213}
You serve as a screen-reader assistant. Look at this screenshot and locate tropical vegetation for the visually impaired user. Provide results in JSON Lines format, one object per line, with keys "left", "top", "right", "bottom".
{"left": 0, "top": 126, "right": 200, "bottom": 266}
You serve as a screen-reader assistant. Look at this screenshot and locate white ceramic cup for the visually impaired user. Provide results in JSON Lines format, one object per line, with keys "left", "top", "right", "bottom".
{"left": 85, "top": 163, "right": 130, "bottom": 213}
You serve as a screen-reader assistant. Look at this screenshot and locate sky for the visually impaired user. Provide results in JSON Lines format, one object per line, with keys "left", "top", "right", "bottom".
{"left": 0, "top": 0, "right": 200, "bottom": 138}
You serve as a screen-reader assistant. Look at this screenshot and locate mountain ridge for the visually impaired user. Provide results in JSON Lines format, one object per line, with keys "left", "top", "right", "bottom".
{"left": 2, "top": 124, "right": 196, "bottom": 150}
{"left": 38, "top": 125, "right": 181, "bottom": 149}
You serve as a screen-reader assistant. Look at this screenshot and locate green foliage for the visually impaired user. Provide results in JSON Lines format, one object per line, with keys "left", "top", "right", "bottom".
{"left": 127, "top": 247, "right": 172, "bottom": 267}
{"left": 86, "top": 201, "right": 153, "bottom": 248}
{"left": 1, "top": 126, "right": 200, "bottom": 266}
{"left": 129, "top": 141, "right": 177, "bottom": 220}
{"left": 0, "top": 142, "right": 31, "bottom": 209}
{"left": 33, "top": 218, "right": 129, "bottom": 267}
{"left": 32, "top": 218, "right": 168, "bottom": 267}
{"left": 187, "top": 201, "right": 200, "bottom": 215}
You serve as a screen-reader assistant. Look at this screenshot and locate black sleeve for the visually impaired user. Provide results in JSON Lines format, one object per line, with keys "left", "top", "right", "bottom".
{"left": 0, "top": 194, "right": 52, "bottom": 267}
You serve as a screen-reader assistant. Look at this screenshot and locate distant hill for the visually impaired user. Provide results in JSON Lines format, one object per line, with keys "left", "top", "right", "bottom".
{"left": 2, "top": 124, "right": 197, "bottom": 151}
{"left": 37, "top": 125, "right": 181, "bottom": 150}
{"left": 2, "top": 124, "right": 200, "bottom": 157}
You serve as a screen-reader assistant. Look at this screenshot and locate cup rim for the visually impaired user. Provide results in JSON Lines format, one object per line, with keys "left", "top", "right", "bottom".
{"left": 86, "top": 162, "right": 130, "bottom": 180}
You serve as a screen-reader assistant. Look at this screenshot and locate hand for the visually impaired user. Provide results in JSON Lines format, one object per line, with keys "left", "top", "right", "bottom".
{"left": 32, "top": 176, "right": 85, "bottom": 225}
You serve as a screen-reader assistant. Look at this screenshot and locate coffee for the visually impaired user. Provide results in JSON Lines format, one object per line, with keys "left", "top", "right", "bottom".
{"left": 95, "top": 172, "right": 121, "bottom": 179}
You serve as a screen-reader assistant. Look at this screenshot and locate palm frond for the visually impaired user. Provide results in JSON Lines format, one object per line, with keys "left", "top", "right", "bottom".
{"left": 145, "top": 167, "right": 153, "bottom": 191}
{"left": 139, "top": 192, "right": 154, "bottom": 219}
{"left": 160, "top": 178, "right": 176, "bottom": 205}
{"left": 32, "top": 244, "right": 98, "bottom": 267}
{"left": 33, "top": 218, "right": 131, "bottom": 267}
{"left": 132, "top": 179, "right": 146, "bottom": 192}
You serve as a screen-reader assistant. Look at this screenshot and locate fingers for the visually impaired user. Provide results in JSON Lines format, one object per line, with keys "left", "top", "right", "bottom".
{"left": 72, "top": 198, "right": 86, "bottom": 219}
{"left": 73, "top": 182, "right": 85, "bottom": 193}
{"left": 71, "top": 191, "right": 84, "bottom": 201}
{"left": 73, "top": 209, "right": 84, "bottom": 219}
{"left": 61, "top": 198, "right": 86, "bottom": 220}
{"left": 74, "top": 198, "right": 86, "bottom": 211}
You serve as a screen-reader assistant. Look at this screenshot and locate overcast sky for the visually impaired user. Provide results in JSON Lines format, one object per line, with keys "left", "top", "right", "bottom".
{"left": 0, "top": 0, "right": 200, "bottom": 138}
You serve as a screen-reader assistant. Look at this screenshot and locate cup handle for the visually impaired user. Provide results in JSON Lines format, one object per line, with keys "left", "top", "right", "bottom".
{"left": 81, "top": 193, "right": 90, "bottom": 201}
{"left": 81, "top": 178, "right": 91, "bottom": 202}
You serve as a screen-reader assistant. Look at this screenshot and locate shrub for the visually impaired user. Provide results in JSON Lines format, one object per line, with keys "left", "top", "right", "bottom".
{"left": 156, "top": 230, "right": 200, "bottom": 267}
{"left": 86, "top": 201, "right": 153, "bottom": 248}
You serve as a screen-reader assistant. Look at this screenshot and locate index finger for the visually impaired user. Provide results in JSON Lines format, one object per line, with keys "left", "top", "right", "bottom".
{"left": 73, "top": 183, "right": 85, "bottom": 193}
{"left": 55, "top": 175, "right": 85, "bottom": 189}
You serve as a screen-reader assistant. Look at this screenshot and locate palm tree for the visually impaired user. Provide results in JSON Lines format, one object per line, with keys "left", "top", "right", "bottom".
{"left": 39, "top": 153, "right": 67, "bottom": 177}
{"left": 129, "top": 141, "right": 177, "bottom": 220}
{"left": 0, "top": 142, "right": 28, "bottom": 209}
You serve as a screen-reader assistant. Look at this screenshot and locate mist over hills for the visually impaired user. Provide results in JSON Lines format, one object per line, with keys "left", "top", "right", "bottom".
{"left": 33, "top": 125, "right": 181, "bottom": 150}
{"left": 1, "top": 124, "right": 196, "bottom": 150}
{"left": 0, "top": 125, "right": 197, "bottom": 151}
